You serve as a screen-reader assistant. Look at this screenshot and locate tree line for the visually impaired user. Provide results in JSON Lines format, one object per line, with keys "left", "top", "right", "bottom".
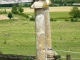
{"left": 0, "top": 0, "right": 80, "bottom": 7}
{"left": 51, "top": 0, "right": 80, "bottom": 6}
{"left": 0, "top": 3, "right": 31, "bottom": 7}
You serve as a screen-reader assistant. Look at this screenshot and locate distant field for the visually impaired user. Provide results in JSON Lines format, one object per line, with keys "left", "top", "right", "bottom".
{"left": 1, "top": 6, "right": 80, "bottom": 12}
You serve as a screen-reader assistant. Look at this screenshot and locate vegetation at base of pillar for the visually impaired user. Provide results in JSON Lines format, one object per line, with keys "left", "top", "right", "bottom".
{"left": 7, "top": 12, "right": 13, "bottom": 19}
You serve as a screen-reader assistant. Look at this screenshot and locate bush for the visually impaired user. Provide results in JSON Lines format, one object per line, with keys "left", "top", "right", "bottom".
{"left": 11, "top": 4, "right": 18, "bottom": 14}
{"left": 71, "top": 18, "right": 78, "bottom": 22}
{"left": 30, "top": 16, "right": 35, "bottom": 21}
{"left": 50, "top": 18, "right": 53, "bottom": 21}
{"left": 69, "top": 6, "right": 80, "bottom": 18}
{"left": 8, "top": 12, "right": 13, "bottom": 19}
{"left": 18, "top": 5, "right": 24, "bottom": 13}
{"left": 50, "top": 18, "right": 57, "bottom": 21}
{"left": 0, "top": 9, "right": 7, "bottom": 14}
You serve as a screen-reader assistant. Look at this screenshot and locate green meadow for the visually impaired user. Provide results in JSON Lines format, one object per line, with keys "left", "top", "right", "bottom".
{"left": 0, "top": 12, "right": 80, "bottom": 60}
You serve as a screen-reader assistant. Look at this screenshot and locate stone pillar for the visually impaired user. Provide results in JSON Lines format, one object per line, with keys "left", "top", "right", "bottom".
{"left": 35, "top": 8, "right": 46, "bottom": 60}
{"left": 31, "top": 0, "right": 58, "bottom": 60}
{"left": 44, "top": 7, "right": 52, "bottom": 50}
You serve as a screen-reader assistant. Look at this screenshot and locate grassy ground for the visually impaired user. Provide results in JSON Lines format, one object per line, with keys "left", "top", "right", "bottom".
{"left": 51, "top": 21, "right": 80, "bottom": 59}
{"left": 0, "top": 11, "right": 80, "bottom": 60}
{"left": 50, "top": 12, "right": 70, "bottom": 19}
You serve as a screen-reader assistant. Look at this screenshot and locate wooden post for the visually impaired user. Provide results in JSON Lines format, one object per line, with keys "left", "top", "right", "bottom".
{"left": 66, "top": 54, "right": 71, "bottom": 60}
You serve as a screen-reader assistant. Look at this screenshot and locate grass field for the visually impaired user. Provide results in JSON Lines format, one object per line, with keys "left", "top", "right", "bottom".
{"left": 0, "top": 6, "right": 80, "bottom": 12}
{"left": 0, "top": 7, "right": 80, "bottom": 60}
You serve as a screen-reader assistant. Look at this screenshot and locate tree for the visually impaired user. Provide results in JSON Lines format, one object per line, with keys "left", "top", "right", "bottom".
{"left": 8, "top": 12, "right": 13, "bottom": 19}
{"left": 18, "top": 5, "right": 24, "bottom": 13}
{"left": 69, "top": 6, "right": 80, "bottom": 18}
{"left": 11, "top": 4, "right": 18, "bottom": 14}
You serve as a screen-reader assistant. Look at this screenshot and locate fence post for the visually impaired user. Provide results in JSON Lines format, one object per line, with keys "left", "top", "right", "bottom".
{"left": 66, "top": 54, "right": 71, "bottom": 60}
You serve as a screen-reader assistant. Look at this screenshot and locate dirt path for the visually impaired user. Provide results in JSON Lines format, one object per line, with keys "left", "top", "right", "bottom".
{"left": 0, "top": 15, "right": 9, "bottom": 20}
{"left": 0, "top": 15, "right": 18, "bottom": 20}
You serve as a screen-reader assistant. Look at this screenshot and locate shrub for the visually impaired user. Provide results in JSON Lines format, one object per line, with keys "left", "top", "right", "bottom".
{"left": 11, "top": 4, "right": 18, "bottom": 14}
{"left": 0, "top": 9, "right": 7, "bottom": 14}
{"left": 30, "top": 16, "right": 35, "bottom": 21}
{"left": 50, "top": 18, "right": 53, "bottom": 21}
{"left": 50, "top": 18, "right": 57, "bottom": 21}
{"left": 8, "top": 12, "right": 13, "bottom": 19}
{"left": 69, "top": 6, "right": 80, "bottom": 18}
{"left": 18, "top": 5, "right": 24, "bottom": 13}
{"left": 71, "top": 18, "right": 78, "bottom": 22}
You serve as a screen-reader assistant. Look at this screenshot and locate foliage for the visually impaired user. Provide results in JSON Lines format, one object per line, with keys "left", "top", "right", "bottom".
{"left": 7, "top": 12, "right": 13, "bottom": 19}
{"left": 0, "top": 9, "right": 7, "bottom": 14}
{"left": 50, "top": 18, "right": 57, "bottom": 21}
{"left": 23, "top": 57, "right": 33, "bottom": 60}
{"left": 69, "top": 6, "right": 80, "bottom": 18}
{"left": 23, "top": 3, "right": 31, "bottom": 7}
{"left": 29, "top": 16, "right": 35, "bottom": 21}
{"left": 18, "top": 5, "right": 24, "bottom": 13}
{"left": 11, "top": 4, "right": 18, "bottom": 14}
{"left": 70, "top": 18, "right": 79, "bottom": 22}
{"left": 18, "top": 13, "right": 29, "bottom": 18}
{"left": 54, "top": 55, "right": 61, "bottom": 60}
